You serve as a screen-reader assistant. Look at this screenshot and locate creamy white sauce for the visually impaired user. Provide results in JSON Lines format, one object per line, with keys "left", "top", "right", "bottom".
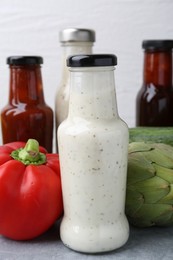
{"left": 55, "top": 43, "right": 93, "bottom": 127}
{"left": 58, "top": 67, "right": 129, "bottom": 253}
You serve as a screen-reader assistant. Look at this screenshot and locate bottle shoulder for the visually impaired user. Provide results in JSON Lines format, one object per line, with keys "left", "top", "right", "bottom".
{"left": 59, "top": 117, "right": 128, "bottom": 135}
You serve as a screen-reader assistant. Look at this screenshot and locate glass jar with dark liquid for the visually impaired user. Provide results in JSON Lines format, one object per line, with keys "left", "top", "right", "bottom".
{"left": 1, "top": 56, "right": 53, "bottom": 152}
{"left": 136, "top": 40, "right": 173, "bottom": 126}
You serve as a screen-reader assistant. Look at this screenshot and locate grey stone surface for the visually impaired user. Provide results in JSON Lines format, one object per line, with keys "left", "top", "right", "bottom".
{"left": 0, "top": 221, "right": 173, "bottom": 260}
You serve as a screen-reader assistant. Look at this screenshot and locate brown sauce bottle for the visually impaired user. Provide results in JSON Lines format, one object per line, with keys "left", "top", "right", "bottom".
{"left": 1, "top": 56, "right": 53, "bottom": 152}
{"left": 136, "top": 40, "right": 173, "bottom": 126}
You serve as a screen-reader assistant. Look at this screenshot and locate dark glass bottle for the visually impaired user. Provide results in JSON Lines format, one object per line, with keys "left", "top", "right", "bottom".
{"left": 1, "top": 56, "right": 53, "bottom": 152}
{"left": 136, "top": 40, "right": 173, "bottom": 126}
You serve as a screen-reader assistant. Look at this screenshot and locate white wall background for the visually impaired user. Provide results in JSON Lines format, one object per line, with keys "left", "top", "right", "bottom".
{"left": 0, "top": 0, "right": 172, "bottom": 145}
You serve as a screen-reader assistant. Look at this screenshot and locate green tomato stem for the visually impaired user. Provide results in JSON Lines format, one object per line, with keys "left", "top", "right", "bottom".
{"left": 11, "top": 139, "right": 46, "bottom": 165}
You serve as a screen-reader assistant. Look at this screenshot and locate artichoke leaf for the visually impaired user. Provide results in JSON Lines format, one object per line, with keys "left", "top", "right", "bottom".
{"left": 129, "top": 204, "right": 173, "bottom": 227}
{"left": 127, "top": 153, "right": 155, "bottom": 184}
{"left": 128, "top": 142, "right": 153, "bottom": 154}
{"left": 155, "top": 164, "right": 173, "bottom": 183}
{"left": 153, "top": 143, "right": 173, "bottom": 157}
{"left": 125, "top": 188, "right": 144, "bottom": 216}
{"left": 142, "top": 143, "right": 173, "bottom": 169}
{"left": 129, "top": 142, "right": 173, "bottom": 168}
{"left": 131, "top": 176, "right": 169, "bottom": 204}
{"left": 154, "top": 210, "right": 173, "bottom": 226}
{"left": 158, "top": 184, "right": 173, "bottom": 204}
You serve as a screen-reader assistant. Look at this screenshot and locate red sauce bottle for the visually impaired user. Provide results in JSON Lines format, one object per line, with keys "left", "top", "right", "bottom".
{"left": 1, "top": 56, "right": 53, "bottom": 152}
{"left": 136, "top": 40, "right": 173, "bottom": 126}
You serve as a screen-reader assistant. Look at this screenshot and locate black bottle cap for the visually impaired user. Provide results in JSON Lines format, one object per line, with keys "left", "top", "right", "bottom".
{"left": 67, "top": 54, "right": 117, "bottom": 67}
{"left": 7, "top": 56, "right": 43, "bottom": 65}
{"left": 142, "top": 40, "right": 173, "bottom": 51}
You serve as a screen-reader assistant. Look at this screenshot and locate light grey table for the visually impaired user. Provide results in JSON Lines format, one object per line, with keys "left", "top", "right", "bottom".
{"left": 0, "top": 221, "right": 173, "bottom": 260}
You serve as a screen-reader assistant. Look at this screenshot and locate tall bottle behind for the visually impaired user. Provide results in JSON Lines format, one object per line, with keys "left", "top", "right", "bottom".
{"left": 58, "top": 54, "right": 129, "bottom": 253}
{"left": 1, "top": 56, "right": 53, "bottom": 152}
{"left": 55, "top": 28, "right": 95, "bottom": 150}
{"left": 136, "top": 40, "right": 173, "bottom": 126}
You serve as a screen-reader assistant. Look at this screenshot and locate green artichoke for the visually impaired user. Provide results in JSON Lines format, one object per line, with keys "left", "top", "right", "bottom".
{"left": 126, "top": 142, "right": 173, "bottom": 227}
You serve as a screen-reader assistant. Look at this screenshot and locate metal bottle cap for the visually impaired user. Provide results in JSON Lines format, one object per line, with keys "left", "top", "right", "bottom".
{"left": 59, "top": 28, "right": 95, "bottom": 43}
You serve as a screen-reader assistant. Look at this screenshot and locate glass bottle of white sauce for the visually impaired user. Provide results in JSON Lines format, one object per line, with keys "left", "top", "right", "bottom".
{"left": 58, "top": 54, "right": 129, "bottom": 253}
{"left": 55, "top": 28, "right": 95, "bottom": 151}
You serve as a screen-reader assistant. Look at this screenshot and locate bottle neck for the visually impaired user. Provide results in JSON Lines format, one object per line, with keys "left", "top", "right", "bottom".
{"left": 143, "top": 50, "right": 172, "bottom": 87}
{"left": 68, "top": 67, "right": 119, "bottom": 120}
{"left": 60, "top": 42, "right": 93, "bottom": 79}
{"left": 9, "top": 65, "right": 45, "bottom": 104}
